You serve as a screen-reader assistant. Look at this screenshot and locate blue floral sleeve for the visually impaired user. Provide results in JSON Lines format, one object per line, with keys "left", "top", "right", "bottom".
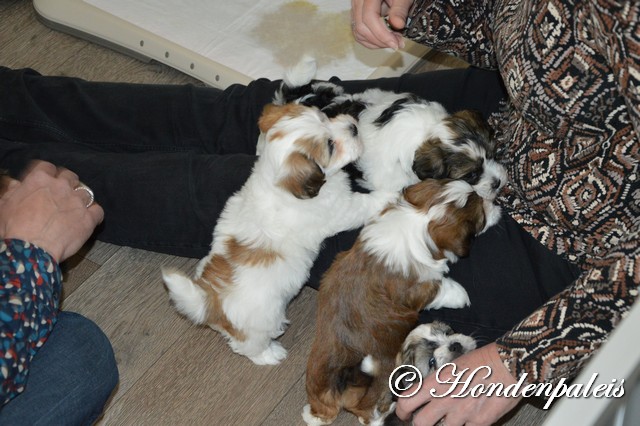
{"left": 0, "top": 239, "right": 61, "bottom": 405}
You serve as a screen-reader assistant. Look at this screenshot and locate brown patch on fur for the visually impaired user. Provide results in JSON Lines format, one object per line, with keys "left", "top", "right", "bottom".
{"left": 196, "top": 255, "right": 246, "bottom": 341}
{"left": 225, "top": 237, "right": 281, "bottom": 266}
{"left": 306, "top": 240, "right": 441, "bottom": 424}
{"left": 278, "top": 151, "right": 326, "bottom": 199}
{"left": 258, "top": 103, "right": 307, "bottom": 134}
{"left": 200, "top": 254, "right": 234, "bottom": 287}
{"left": 403, "top": 179, "right": 448, "bottom": 213}
{"left": 445, "top": 110, "right": 493, "bottom": 153}
{"left": 428, "top": 192, "right": 486, "bottom": 258}
{"left": 412, "top": 137, "right": 448, "bottom": 180}
{"left": 295, "top": 136, "right": 330, "bottom": 168}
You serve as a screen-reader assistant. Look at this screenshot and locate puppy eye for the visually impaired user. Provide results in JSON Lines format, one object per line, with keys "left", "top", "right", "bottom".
{"left": 428, "top": 357, "right": 437, "bottom": 369}
{"left": 464, "top": 170, "right": 480, "bottom": 184}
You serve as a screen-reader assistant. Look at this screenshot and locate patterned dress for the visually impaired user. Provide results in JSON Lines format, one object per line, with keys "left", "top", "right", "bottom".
{"left": 0, "top": 239, "right": 61, "bottom": 405}
{"left": 405, "top": 0, "right": 639, "bottom": 384}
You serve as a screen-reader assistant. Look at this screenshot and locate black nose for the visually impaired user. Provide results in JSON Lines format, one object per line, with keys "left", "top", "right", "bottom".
{"left": 491, "top": 178, "right": 501, "bottom": 190}
{"left": 449, "top": 342, "right": 463, "bottom": 353}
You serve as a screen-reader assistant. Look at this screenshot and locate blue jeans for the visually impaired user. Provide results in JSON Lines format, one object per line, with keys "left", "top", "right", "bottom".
{"left": 0, "top": 312, "right": 118, "bottom": 425}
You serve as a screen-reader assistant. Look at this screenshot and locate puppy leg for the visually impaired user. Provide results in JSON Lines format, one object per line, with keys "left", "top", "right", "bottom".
{"left": 332, "top": 190, "right": 398, "bottom": 233}
{"left": 425, "top": 277, "right": 470, "bottom": 310}
{"left": 302, "top": 401, "right": 339, "bottom": 426}
{"left": 247, "top": 340, "right": 288, "bottom": 366}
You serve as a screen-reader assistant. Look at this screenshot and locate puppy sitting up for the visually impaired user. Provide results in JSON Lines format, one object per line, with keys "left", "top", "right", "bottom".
{"left": 303, "top": 178, "right": 502, "bottom": 425}
{"left": 163, "top": 103, "right": 393, "bottom": 365}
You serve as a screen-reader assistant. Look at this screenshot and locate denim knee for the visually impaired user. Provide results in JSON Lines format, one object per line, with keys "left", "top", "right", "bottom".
{"left": 0, "top": 311, "right": 118, "bottom": 426}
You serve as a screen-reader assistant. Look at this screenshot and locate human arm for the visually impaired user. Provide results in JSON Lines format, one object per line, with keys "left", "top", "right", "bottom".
{"left": 403, "top": 0, "right": 498, "bottom": 68}
{"left": 0, "top": 161, "right": 104, "bottom": 405}
{"left": 586, "top": 1, "right": 640, "bottom": 137}
{"left": 351, "top": 0, "right": 499, "bottom": 68}
{"left": 0, "top": 239, "right": 62, "bottom": 405}
{"left": 497, "top": 238, "right": 639, "bottom": 385}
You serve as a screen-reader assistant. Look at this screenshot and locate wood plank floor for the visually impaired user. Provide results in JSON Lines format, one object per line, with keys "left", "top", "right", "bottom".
{"left": 1, "top": 2, "right": 548, "bottom": 425}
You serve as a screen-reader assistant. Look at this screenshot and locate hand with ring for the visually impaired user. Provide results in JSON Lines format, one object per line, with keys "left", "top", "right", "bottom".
{"left": 0, "top": 160, "right": 104, "bottom": 262}
{"left": 351, "top": 0, "right": 414, "bottom": 50}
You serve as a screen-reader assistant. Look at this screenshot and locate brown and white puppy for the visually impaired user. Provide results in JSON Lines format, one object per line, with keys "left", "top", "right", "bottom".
{"left": 273, "top": 58, "right": 507, "bottom": 198}
{"left": 163, "top": 103, "right": 393, "bottom": 365}
{"left": 303, "top": 178, "right": 502, "bottom": 425}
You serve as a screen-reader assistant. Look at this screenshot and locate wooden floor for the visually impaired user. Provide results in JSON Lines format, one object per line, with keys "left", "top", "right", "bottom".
{"left": 1, "top": 2, "right": 548, "bottom": 425}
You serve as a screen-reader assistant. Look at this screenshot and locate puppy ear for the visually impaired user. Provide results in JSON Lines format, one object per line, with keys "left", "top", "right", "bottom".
{"left": 403, "top": 179, "right": 446, "bottom": 213}
{"left": 428, "top": 193, "right": 485, "bottom": 258}
{"left": 259, "top": 103, "right": 306, "bottom": 134}
{"left": 412, "top": 139, "right": 449, "bottom": 180}
{"left": 258, "top": 104, "right": 283, "bottom": 133}
{"left": 278, "top": 152, "right": 326, "bottom": 199}
{"left": 447, "top": 110, "right": 495, "bottom": 156}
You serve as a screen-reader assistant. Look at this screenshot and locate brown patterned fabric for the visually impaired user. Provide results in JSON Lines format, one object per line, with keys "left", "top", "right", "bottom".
{"left": 405, "top": 0, "right": 639, "bottom": 384}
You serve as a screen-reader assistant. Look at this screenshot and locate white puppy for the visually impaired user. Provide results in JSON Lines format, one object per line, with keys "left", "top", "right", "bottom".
{"left": 163, "top": 103, "right": 393, "bottom": 365}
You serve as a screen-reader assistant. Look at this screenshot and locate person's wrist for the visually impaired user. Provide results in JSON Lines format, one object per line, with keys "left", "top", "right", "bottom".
{"left": 2, "top": 235, "right": 63, "bottom": 262}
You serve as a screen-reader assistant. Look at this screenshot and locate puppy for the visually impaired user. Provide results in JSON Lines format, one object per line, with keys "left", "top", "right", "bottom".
{"left": 383, "top": 322, "right": 477, "bottom": 426}
{"left": 163, "top": 103, "right": 392, "bottom": 365}
{"left": 303, "top": 178, "right": 502, "bottom": 425}
{"left": 273, "top": 58, "right": 506, "bottom": 197}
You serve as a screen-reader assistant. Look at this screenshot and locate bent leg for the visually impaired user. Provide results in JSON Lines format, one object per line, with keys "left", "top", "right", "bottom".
{"left": 0, "top": 312, "right": 118, "bottom": 425}
{"left": 0, "top": 66, "right": 280, "bottom": 155}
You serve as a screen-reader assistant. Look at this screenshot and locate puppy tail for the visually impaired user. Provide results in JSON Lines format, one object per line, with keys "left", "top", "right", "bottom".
{"left": 273, "top": 56, "right": 317, "bottom": 105}
{"left": 284, "top": 55, "right": 317, "bottom": 88}
{"left": 337, "top": 355, "right": 379, "bottom": 392}
{"left": 162, "top": 268, "right": 209, "bottom": 325}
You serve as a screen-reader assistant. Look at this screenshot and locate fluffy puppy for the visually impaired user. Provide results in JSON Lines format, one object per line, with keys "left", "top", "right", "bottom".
{"left": 303, "top": 178, "right": 502, "bottom": 425}
{"left": 273, "top": 58, "right": 506, "bottom": 197}
{"left": 383, "top": 322, "right": 477, "bottom": 426}
{"left": 163, "top": 103, "right": 392, "bottom": 365}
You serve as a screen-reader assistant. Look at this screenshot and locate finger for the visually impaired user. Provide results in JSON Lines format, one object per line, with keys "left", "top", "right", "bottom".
{"left": 387, "top": 0, "right": 412, "bottom": 30}
{"left": 395, "top": 384, "right": 433, "bottom": 420}
{"left": 56, "top": 167, "right": 81, "bottom": 189}
{"left": 352, "top": 0, "right": 400, "bottom": 49}
{"left": 86, "top": 202, "right": 105, "bottom": 226}
{"left": 361, "top": 4, "right": 400, "bottom": 49}
{"left": 410, "top": 401, "right": 447, "bottom": 426}
{"left": 73, "top": 185, "right": 95, "bottom": 208}
{"left": 0, "top": 174, "right": 18, "bottom": 198}
{"left": 20, "top": 160, "right": 58, "bottom": 180}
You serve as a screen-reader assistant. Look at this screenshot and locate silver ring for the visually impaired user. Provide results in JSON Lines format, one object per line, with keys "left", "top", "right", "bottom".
{"left": 74, "top": 185, "right": 95, "bottom": 208}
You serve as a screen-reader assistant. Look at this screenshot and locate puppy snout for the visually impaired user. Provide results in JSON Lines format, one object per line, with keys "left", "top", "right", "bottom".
{"left": 449, "top": 342, "right": 463, "bottom": 353}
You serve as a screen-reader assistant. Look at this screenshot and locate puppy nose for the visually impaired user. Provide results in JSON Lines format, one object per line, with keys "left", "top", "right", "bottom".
{"left": 449, "top": 342, "right": 463, "bottom": 353}
{"left": 491, "top": 178, "right": 502, "bottom": 190}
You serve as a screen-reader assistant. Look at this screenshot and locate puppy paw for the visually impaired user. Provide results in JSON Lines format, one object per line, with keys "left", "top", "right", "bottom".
{"left": 302, "top": 404, "right": 335, "bottom": 426}
{"left": 425, "top": 277, "right": 470, "bottom": 310}
{"left": 249, "top": 341, "right": 288, "bottom": 365}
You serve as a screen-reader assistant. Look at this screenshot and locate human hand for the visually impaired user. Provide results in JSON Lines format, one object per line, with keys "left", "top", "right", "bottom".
{"left": 396, "top": 342, "right": 522, "bottom": 425}
{"left": 0, "top": 161, "right": 104, "bottom": 262}
{"left": 351, "top": 0, "right": 414, "bottom": 49}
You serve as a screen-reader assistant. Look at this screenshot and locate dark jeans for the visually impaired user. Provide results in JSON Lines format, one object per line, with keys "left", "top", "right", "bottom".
{"left": 0, "top": 66, "right": 580, "bottom": 344}
{"left": 0, "top": 312, "right": 118, "bottom": 425}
